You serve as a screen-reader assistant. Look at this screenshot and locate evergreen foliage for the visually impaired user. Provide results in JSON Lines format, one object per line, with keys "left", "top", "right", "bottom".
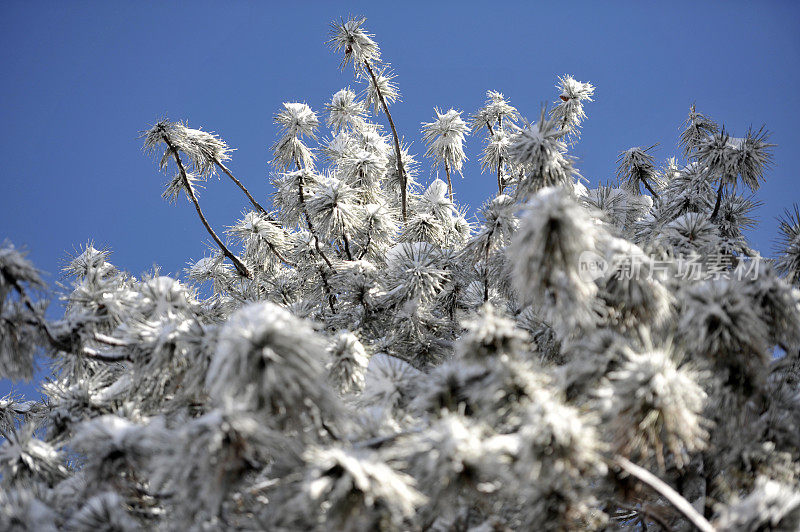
{"left": 2, "top": 16, "right": 799, "bottom": 531}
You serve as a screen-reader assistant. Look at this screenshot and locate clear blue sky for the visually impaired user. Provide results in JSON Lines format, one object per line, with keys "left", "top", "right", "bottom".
{"left": 2, "top": 1, "right": 799, "bottom": 396}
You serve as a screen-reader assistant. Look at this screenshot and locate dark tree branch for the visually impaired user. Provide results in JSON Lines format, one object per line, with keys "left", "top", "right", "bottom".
{"left": 364, "top": 60, "right": 408, "bottom": 221}
{"left": 210, "top": 159, "right": 298, "bottom": 268}
{"left": 613, "top": 456, "right": 714, "bottom": 532}
{"left": 162, "top": 134, "right": 251, "bottom": 278}
{"left": 710, "top": 181, "right": 724, "bottom": 220}
{"left": 82, "top": 346, "right": 132, "bottom": 363}
{"left": 342, "top": 233, "right": 353, "bottom": 261}
{"left": 485, "top": 119, "right": 505, "bottom": 195}
{"left": 214, "top": 159, "right": 269, "bottom": 216}
{"left": 444, "top": 161, "right": 454, "bottom": 202}
{"left": 358, "top": 226, "right": 372, "bottom": 260}
{"left": 5, "top": 273, "right": 70, "bottom": 352}
{"left": 642, "top": 177, "right": 660, "bottom": 200}
{"left": 293, "top": 161, "right": 337, "bottom": 312}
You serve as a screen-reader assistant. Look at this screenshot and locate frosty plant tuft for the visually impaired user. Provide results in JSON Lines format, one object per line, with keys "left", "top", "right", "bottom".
{"left": 2, "top": 15, "right": 800, "bottom": 532}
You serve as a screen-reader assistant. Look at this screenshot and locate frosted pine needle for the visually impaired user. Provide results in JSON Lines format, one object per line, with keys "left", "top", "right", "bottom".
{"left": 327, "top": 16, "right": 381, "bottom": 72}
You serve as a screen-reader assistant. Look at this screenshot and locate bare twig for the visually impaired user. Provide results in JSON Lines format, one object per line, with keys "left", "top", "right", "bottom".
{"left": 210, "top": 159, "right": 298, "bottom": 268}
{"left": 5, "top": 273, "right": 70, "bottom": 352}
{"left": 614, "top": 456, "right": 715, "bottom": 532}
{"left": 294, "top": 162, "right": 337, "bottom": 312}
{"left": 358, "top": 226, "right": 372, "bottom": 260}
{"left": 444, "top": 160, "right": 454, "bottom": 202}
{"left": 82, "top": 346, "right": 131, "bottom": 363}
{"left": 342, "top": 233, "right": 353, "bottom": 261}
{"left": 710, "top": 181, "right": 724, "bottom": 220}
{"left": 294, "top": 163, "right": 334, "bottom": 270}
{"left": 485, "top": 119, "right": 505, "bottom": 195}
{"left": 364, "top": 60, "right": 408, "bottom": 221}
{"left": 162, "top": 134, "right": 251, "bottom": 278}
{"left": 214, "top": 159, "right": 269, "bottom": 216}
{"left": 93, "top": 333, "right": 128, "bottom": 347}
{"left": 642, "top": 177, "right": 660, "bottom": 200}
{"left": 483, "top": 240, "right": 491, "bottom": 303}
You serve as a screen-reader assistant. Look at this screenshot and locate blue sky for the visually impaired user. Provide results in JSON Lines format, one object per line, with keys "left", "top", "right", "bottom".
{"left": 2, "top": 1, "right": 799, "bottom": 396}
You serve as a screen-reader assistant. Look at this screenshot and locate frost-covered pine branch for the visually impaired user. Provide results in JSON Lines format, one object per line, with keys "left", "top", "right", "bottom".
{"left": 422, "top": 108, "right": 470, "bottom": 202}
{"left": 1, "top": 15, "right": 796, "bottom": 532}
